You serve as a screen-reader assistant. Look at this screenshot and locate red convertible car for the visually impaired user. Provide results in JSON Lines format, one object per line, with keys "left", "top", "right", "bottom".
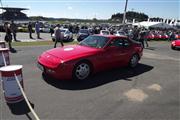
{"left": 37, "top": 35, "right": 143, "bottom": 80}
{"left": 171, "top": 39, "right": 180, "bottom": 50}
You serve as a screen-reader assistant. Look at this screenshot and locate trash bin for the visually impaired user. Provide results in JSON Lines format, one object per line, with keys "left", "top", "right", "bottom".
{"left": 0, "top": 41, "right": 6, "bottom": 48}
{"left": 0, "top": 65, "right": 24, "bottom": 103}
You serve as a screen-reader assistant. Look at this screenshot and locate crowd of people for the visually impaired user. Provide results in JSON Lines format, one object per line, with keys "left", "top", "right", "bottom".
{"left": 3, "top": 21, "right": 43, "bottom": 52}
{"left": 3, "top": 21, "right": 180, "bottom": 51}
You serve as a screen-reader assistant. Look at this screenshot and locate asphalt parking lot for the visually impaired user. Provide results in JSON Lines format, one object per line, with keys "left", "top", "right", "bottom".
{"left": 0, "top": 41, "right": 179, "bottom": 120}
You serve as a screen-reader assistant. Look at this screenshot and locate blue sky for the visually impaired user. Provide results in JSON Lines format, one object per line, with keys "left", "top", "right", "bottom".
{"left": 1, "top": 0, "right": 179, "bottom": 19}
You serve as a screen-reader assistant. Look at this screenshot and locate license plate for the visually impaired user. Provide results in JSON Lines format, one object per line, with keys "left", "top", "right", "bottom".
{"left": 37, "top": 63, "right": 44, "bottom": 71}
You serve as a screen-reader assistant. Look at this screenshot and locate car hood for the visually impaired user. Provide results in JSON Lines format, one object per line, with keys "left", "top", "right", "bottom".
{"left": 46, "top": 45, "right": 99, "bottom": 61}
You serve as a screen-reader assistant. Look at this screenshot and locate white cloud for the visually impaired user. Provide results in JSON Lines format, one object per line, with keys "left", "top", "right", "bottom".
{"left": 67, "top": 6, "right": 73, "bottom": 10}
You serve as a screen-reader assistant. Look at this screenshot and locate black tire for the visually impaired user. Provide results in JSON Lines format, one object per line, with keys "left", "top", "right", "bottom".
{"left": 171, "top": 46, "right": 175, "bottom": 50}
{"left": 73, "top": 61, "right": 92, "bottom": 80}
{"left": 129, "top": 54, "right": 139, "bottom": 68}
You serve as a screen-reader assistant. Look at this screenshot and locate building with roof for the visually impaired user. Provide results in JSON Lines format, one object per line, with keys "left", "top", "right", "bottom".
{"left": 0, "top": 7, "right": 29, "bottom": 21}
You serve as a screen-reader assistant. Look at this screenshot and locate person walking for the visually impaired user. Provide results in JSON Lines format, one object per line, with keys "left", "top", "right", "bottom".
{"left": 4, "top": 22, "right": 15, "bottom": 52}
{"left": 28, "top": 22, "right": 33, "bottom": 39}
{"left": 35, "top": 21, "right": 41, "bottom": 39}
{"left": 54, "top": 24, "right": 64, "bottom": 48}
{"left": 144, "top": 30, "right": 149, "bottom": 48}
{"left": 10, "top": 20, "right": 19, "bottom": 42}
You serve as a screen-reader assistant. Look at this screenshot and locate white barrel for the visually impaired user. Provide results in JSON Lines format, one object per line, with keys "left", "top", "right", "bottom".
{"left": 0, "top": 65, "right": 24, "bottom": 103}
{"left": 0, "top": 41, "right": 6, "bottom": 48}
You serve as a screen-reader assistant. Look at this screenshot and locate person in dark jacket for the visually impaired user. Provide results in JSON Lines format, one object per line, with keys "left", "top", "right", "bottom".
{"left": 10, "top": 20, "right": 19, "bottom": 42}
{"left": 28, "top": 22, "right": 33, "bottom": 39}
{"left": 50, "top": 25, "right": 54, "bottom": 37}
{"left": 4, "top": 22, "right": 16, "bottom": 52}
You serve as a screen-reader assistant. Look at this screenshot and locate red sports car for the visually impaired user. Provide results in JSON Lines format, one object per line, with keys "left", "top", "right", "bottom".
{"left": 171, "top": 39, "right": 180, "bottom": 50}
{"left": 37, "top": 35, "right": 143, "bottom": 80}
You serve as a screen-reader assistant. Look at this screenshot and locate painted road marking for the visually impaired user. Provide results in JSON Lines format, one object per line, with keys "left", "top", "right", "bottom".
{"left": 147, "top": 84, "right": 162, "bottom": 91}
{"left": 124, "top": 89, "right": 148, "bottom": 102}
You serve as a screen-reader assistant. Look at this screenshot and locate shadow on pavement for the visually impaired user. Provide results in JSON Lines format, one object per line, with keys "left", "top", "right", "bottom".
{"left": 7, "top": 100, "right": 34, "bottom": 117}
{"left": 42, "top": 63, "right": 154, "bottom": 90}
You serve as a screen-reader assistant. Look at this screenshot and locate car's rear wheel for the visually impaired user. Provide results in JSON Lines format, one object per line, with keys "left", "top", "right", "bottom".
{"left": 73, "top": 61, "right": 91, "bottom": 80}
{"left": 129, "top": 54, "right": 139, "bottom": 68}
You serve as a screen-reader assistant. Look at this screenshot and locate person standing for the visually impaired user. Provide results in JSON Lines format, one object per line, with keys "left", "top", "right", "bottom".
{"left": 10, "top": 20, "right": 19, "bottom": 42}
{"left": 28, "top": 22, "right": 33, "bottom": 39}
{"left": 50, "top": 25, "right": 54, "bottom": 37}
{"left": 54, "top": 24, "right": 64, "bottom": 48}
{"left": 35, "top": 21, "right": 41, "bottom": 39}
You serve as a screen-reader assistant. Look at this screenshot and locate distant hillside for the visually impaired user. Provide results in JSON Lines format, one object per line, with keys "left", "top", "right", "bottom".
{"left": 111, "top": 11, "right": 149, "bottom": 22}
{"left": 29, "top": 16, "right": 112, "bottom": 24}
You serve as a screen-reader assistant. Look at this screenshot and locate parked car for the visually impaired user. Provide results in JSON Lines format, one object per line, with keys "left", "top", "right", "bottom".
{"left": 40, "top": 27, "right": 50, "bottom": 33}
{"left": 153, "top": 33, "right": 161, "bottom": 40}
{"left": 171, "top": 39, "right": 180, "bottom": 50}
{"left": 52, "top": 29, "right": 73, "bottom": 42}
{"left": 145, "top": 33, "right": 154, "bottom": 40}
{"left": 77, "top": 29, "right": 90, "bottom": 41}
{"left": 100, "top": 30, "right": 110, "bottom": 35}
{"left": 160, "top": 33, "right": 169, "bottom": 40}
{"left": 175, "top": 34, "right": 180, "bottom": 39}
{"left": 37, "top": 35, "right": 143, "bottom": 80}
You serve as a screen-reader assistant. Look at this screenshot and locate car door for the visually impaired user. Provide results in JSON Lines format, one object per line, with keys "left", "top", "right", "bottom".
{"left": 121, "top": 38, "right": 134, "bottom": 64}
{"left": 102, "top": 38, "right": 127, "bottom": 68}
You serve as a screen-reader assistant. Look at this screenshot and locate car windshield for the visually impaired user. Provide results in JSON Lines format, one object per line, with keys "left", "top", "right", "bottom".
{"left": 61, "top": 30, "right": 66, "bottom": 32}
{"left": 102, "top": 31, "right": 110, "bottom": 35}
{"left": 79, "top": 36, "right": 109, "bottom": 48}
{"left": 118, "top": 31, "right": 125, "bottom": 35}
{"left": 79, "top": 29, "right": 89, "bottom": 34}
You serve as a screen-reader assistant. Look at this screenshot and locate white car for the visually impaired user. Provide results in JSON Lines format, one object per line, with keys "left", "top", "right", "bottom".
{"left": 52, "top": 29, "right": 73, "bottom": 42}
{"left": 40, "top": 27, "right": 50, "bottom": 33}
{"left": 100, "top": 30, "right": 110, "bottom": 35}
{"left": 114, "top": 31, "right": 127, "bottom": 36}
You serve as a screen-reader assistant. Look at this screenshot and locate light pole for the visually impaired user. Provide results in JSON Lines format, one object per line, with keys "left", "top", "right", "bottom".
{"left": 122, "top": 0, "right": 128, "bottom": 26}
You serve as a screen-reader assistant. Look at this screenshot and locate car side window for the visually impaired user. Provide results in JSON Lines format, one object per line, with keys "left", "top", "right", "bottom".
{"left": 124, "top": 39, "right": 130, "bottom": 47}
{"left": 110, "top": 39, "right": 124, "bottom": 47}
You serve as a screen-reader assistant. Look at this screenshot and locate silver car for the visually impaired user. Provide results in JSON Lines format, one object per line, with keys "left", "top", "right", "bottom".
{"left": 52, "top": 28, "right": 73, "bottom": 42}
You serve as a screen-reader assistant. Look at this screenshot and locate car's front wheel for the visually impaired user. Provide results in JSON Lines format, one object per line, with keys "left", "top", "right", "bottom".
{"left": 171, "top": 45, "right": 176, "bottom": 50}
{"left": 73, "top": 61, "right": 91, "bottom": 80}
{"left": 129, "top": 54, "right": 139, "bottom": 68}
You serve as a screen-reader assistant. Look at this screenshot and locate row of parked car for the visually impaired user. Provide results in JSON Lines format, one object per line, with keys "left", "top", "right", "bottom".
{"left": 145, "top": 33, "right": 180, "bottom": 40}
{"left": 51, "top": 28, "right": 180, "bottom": 44}
{"left": 51, "top": 28, "right": 128, "bottom": 42}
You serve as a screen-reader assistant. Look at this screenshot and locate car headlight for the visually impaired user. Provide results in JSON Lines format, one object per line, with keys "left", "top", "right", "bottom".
{"left": 46, "top": 68, "right": 56, "bottom": 73}
{"left": 172, "top": 41, "right": 175, "bottom": 44}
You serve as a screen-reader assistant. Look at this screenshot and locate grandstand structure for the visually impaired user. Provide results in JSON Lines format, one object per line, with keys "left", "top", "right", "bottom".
{"left": 0, "top": 7, "right": 29, "bottom": 21}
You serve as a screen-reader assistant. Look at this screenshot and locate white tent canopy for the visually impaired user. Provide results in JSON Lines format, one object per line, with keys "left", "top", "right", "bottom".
{"left": 133, "top": 21, "right": 174, "bottom": 29}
